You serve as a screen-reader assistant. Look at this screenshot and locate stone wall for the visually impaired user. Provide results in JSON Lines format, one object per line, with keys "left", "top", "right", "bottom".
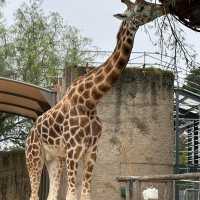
{"left": 0, "top": 150, "right": 49, "bottom": 200}
{"left": 0, "top": 150, "right": 30, "bottom": 200}
{"left": 0, "top": 66, "right": 174, "bottom": 200}
{"left": 64, "top": 66, "right": 174, "bottom": 200}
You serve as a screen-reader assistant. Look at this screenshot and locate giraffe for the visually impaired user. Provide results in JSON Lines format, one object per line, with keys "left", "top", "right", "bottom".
{"left": 25, "top": 1, "right": 168, "bottom": 200}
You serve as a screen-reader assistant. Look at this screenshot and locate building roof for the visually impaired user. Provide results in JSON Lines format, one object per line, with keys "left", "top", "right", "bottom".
{"left": 0, "top": 77, "right": 56, "bottom": 120}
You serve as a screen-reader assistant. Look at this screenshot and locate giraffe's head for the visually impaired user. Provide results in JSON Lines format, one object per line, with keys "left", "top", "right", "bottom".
{"left": 114, "top": 0, "right": 167, "bottom": 26}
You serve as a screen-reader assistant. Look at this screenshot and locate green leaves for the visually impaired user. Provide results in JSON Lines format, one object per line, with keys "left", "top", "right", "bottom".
{"left": 6, "top": 0, "right": 95, "bottom": 87}
{"left": 0, "top": 0, "right": 95, "bottom": 149}
{"left": 0, "top": 113, "right": 32, "bottom": 150}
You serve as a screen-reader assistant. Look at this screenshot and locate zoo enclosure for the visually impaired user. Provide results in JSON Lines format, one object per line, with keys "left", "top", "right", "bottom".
{"left": 3, "top": 50, "right": 200, "bottom": 173}
{"left": 0, "top": 51, "right": 200, "bottom": 199}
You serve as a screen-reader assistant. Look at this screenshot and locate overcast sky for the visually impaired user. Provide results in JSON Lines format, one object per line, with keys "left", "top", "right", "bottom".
{"left": 3, "top": 0, "right": 200, "bottom": 63}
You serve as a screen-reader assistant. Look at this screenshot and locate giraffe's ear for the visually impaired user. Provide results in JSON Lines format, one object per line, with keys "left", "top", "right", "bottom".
{"left": 113, "top": 13, "right": 127, "bottom": 20}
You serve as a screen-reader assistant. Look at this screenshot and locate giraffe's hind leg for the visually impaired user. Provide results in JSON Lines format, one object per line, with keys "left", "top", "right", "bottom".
{"left": 46, "top": 158, "right": 65, "bottom": 200}
{"left": 25, "top": 130, "right": 44, "bottom": 200}
{"left": 65, "top": 145, "right": 85, "bottom": 200}
{"left": 80, "top": 145, "right": 98, "bottom": 200}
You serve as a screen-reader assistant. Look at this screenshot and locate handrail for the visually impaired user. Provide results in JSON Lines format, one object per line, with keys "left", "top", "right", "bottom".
{"left": 117, "top": 173, "right": 200, "bottom": 182}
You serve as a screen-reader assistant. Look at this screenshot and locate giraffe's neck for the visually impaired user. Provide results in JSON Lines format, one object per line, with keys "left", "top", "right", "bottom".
{"left": 64, "top": 20, "right": 138, "bottom": 110}
{"left": 99, "top": 20, "right": 137, "bottom": 87}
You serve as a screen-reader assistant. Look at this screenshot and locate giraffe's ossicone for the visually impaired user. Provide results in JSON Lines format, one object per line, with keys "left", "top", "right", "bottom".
{"left": 25, "top": 1, "right": 167, "bottom": 200}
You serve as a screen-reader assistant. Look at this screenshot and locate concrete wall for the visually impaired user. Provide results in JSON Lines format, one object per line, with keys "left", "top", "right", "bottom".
{"left": 0, "top": 150, "right": 49, "bottom": 200}
{"left": 64, "top": 66, "right": 174, "bottom": 200}
{"left": 0, "top": 66, "right": 174, "bottom": 200}
{"left": 0, "top": 150, "right": 30, "bottom": 200}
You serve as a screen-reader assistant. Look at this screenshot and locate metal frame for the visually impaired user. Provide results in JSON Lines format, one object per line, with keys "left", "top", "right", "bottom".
{"left": 174, "top": 88, "right": 200, "bottom": 173}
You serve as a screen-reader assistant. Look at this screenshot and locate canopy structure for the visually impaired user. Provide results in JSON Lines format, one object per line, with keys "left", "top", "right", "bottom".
{"left": 0, "top": 77, "right": 57, "bottom": 120}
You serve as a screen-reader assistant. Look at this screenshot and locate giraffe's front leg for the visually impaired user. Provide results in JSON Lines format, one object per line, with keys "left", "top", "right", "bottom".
{"left": 66, "top": 156, "right": 79, "bottom": 200}
{"left": 80, "top": 145, "right": 98, "bottom": 200}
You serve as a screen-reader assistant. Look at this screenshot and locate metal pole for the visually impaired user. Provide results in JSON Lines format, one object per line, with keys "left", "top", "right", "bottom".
{"left": 198, "top": 105, "right": 200, "bottom": 166}
{"left": 174, "top": 39, "right": 180, "bottom": 200}
{"left": 174, "top": 39, "right": 180, "bottom": 174}
{"left": 175, "top": 90, "right": 180, "bottom": 172}
{"left": 194, "top": 120, "right": 199, "bottom": 169}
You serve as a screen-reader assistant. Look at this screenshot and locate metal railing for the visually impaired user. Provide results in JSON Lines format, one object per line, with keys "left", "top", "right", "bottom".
{"left": 117, "top": 173, "right": 200, "bottom": 200}
{"left": 183, "top": 188, "right": 200, "bottom": 200}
